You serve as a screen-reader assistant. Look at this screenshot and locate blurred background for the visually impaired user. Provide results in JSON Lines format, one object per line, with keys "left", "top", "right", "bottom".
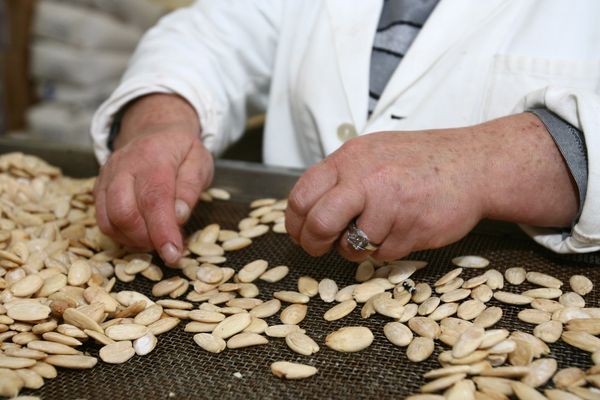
{"left": 0, "top": 0, "right": 263, "bottom": 162}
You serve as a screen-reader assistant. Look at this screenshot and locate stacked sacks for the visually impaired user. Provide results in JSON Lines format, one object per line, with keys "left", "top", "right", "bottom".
{"left": 27, "top": 0, "right": 163, "bottom": 147}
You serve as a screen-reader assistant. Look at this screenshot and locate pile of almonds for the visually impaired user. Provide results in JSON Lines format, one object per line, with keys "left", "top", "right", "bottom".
{"left": 0, "top": 152, "right": 597, "bottom": 400}
{"left": 0, "top": 153, "right": 292, "bottom": 397}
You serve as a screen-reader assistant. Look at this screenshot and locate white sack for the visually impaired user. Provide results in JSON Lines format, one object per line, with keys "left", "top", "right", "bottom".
{"left": 31, "top": 39, "right": 130, "bottom": 86}
{"left": 33, "top": 1, "right": 143, "bottom": 50}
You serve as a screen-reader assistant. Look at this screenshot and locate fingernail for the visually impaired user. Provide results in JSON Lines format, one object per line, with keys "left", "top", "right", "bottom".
{"left": 160, "top": 242, "right": 181, "bottom": 265}
{"left": 175, "top": 199, "right": 191, "bottom": 222}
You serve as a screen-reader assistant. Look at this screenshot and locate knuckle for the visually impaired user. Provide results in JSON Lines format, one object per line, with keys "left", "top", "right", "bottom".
{"left": 108, "top": 202, "right": 141, "bottom": 227}
{"left": 287, "top": 189, "right": 309, "bottom": 216}
{"left": 106, "top": 150, "right": 127, "bottom": 169}
{"left": 177, "top": 178, "right": 202, "bottom": 202}
{"left": 105, "top": 191, "right": 140, "bottom": 229}
{"left": 288, "top": 167, "right": 335, "bottom": 216}
{"left": 306, "top": 212, "right": 338, "bottom": 239}
{"left": 138, "top": 181, "right": 171, "bottom": 211}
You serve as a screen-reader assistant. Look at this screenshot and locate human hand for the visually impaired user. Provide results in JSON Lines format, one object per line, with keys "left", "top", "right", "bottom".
{"left": 94, "top": 95, "right": 213, "bottom": 264}
{"left": 285, "top": 113, "right": 578, "bottom": 261}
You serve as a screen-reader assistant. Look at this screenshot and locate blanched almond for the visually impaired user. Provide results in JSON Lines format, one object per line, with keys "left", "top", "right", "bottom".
{"left": 193, "top": 333, "right": 226, "bottom": 353}
{"left": 355, "top": 260, "right": 374, "bottom": 282}
{"left": 212, "top": 312, "right": 252, "bottom": 339}
{"left": 297, "top": 276, "right": 319, "bottom": 297}
{"left": 452, "top": 256, "right": 489, "bottom": 269}
{"left": 408, "top": 317, "right": 440, "bottom": 339}
{"left": 271, "top": 361, "right": 317, "bottom": 380}
{"left": 318, "top": 279, "right": 338, "bottom": 303}
{"left": 435, "top": 268, "right": 463, "bottom": 287}
{"left": 10, "top": 274, "right": 43, "bottom": 297}
{"left": 238, "top": 259, "right": 268, "bottom": 283}
{"left": 526, "top": 272, "right": 563, "bottom": 289}
{"left": 259, "top": 266, "right": 289, "bottom": 283}
{"left": 384, "top": 322, "right": 413, "bottom": 347}
{"left": 522, "top": 358, "right": 557, "bottom": 388}
{"left": 493, "top": 292, "right": 532, "bottom": 305}
{"left": 570, "top": 275, "right": 593, "bottom": 296}
{"left": 44, "top": 355, "right": 97, "bottom": 369}
{"left": 518, "top": 309, "right": 551, "bottom": 324}
{"left": 533, "top": 320, "right": 562, "bottom": 343}
{"left": 326, "top": 326, "right": 373, "bottom": 352}
{"left": 453, "top": 326, "right": 485, "bottom": 358}
{"left": 104, "top": 324, "right": 148, "bottom": 341}
{"left": 226, "top": 332, "right": 268, "bottom": 349}
{"left": 273, "top": 291, "right": 309, "bottom": 304}
{"left": 324, "top": 300, "right": 356, "bottom": 321}
{"left": 280, "top": 304, "right": 307, "bottom": 325}
{"left": 505, "top": 267, "right": 527, "bottom": 285}
{"left": 285, "top": 332, "right": 319, "bottom": 355}
{"left": 249, "top": 299, "right": 281, "bottom": 318}
{"left": 457, "top": 300, "right": 486, "bottom": 321}
{"left": 99, "top": 341, "right": 135, "bottom": 364}
{"left": 406, "top": 337, "right": 435, "bottom": 362}
{"left": 265, "top": 324, "right": 305, "bottom": 338}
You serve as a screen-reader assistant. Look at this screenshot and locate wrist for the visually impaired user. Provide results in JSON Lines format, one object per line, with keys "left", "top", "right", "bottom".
{"left": 475, "top": 113, "right": 579, "bottom": 227}
{"left": 114, "top": 94, "right": 201, "bottom": 149}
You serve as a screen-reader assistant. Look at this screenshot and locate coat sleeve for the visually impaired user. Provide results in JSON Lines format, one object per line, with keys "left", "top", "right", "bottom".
{"left": 515, "top": 86, "right": 600, "bottom": 254}
{"left": 90, "top": 0, "right": 283, "bottom": 164}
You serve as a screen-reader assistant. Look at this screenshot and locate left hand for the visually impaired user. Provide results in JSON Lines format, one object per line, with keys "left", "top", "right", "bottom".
{"left": 285, "top": 113, "right": 579, "bottom": 261}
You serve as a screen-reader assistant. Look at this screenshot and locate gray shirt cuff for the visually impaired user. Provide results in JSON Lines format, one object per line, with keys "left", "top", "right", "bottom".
{"left": 528, "top": 108, "right": 588, "bottom": 225}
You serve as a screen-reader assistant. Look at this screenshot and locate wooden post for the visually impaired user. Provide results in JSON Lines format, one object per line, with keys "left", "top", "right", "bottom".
{"left": 2, "top": 0, "right": 36, "bottom": 132}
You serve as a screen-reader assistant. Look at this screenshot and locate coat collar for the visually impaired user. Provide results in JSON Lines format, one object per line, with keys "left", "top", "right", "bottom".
{"left": 325, "top": 0, "right": 509, "bottom": 125}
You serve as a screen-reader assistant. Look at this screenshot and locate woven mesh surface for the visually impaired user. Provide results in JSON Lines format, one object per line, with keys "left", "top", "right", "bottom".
{"left": 16, "top": 163, "right": 600, "bottom": 400}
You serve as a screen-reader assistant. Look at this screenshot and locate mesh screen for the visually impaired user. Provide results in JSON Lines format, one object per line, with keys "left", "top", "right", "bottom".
{"left": 20, "top": 187, "right": 600, "bottom": 400}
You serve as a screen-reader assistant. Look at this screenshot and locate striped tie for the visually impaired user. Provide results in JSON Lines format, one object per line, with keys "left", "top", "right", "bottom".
{"left": 368, "top": 0, "right": 440, "bottom": 116}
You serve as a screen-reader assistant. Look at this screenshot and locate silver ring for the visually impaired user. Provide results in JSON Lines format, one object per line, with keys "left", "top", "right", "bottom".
{"left": 346, "top": 220, "right": 379, "bottom": 251}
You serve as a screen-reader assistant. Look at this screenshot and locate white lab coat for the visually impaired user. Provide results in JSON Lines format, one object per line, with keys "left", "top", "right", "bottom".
{"left": 91, "top": 0, "right": 600, "bottom": 254}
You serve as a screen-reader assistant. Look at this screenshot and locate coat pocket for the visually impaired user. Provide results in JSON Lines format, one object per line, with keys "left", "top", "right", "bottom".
{"left": 482, "top": 54, "right": 600, "bottom": 120}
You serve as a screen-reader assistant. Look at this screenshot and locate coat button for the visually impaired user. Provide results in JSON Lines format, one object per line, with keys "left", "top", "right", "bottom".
{"left": 337, "top": 123, "right": 357, "bottom": 142}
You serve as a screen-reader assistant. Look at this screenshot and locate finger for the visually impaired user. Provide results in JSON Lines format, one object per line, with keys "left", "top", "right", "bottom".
{"left": 94, "top": 165, "right": 138, "bottom": 247}
{"left": 336, "top": 188, "right": 397, "bottom": 260}
{"left": 335, "top": 235, "right": 374, "bottom": 262}
{"left": 286, "top": 160, "right": 338, "bottom": 241}
{"left": 370, "top": 225, "right": 416, "bottom": 261}
{"left": 94, "top": 154, "right": 123, "bottom": 225}
{"left": 135, "top": 163, "right": 182, "bottom": 265}
{"left": 105, "top": 173, "right": 152, "bottom": 247}
{"left": 299, "top": 184, "right": 365, "bottom": 257}
{"left": 95, "top": 187, "right": 139, "bottom": 248}
{"left": 94, "top": 187, "right": 117, "bottom": 239}
{"left": 174, "top": 141, "right": 213, "bottom": 224}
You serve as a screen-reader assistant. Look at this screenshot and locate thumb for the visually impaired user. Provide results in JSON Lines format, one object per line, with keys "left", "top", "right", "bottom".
{"left": 175, "top": 140, "right": 214, "bottom": 225}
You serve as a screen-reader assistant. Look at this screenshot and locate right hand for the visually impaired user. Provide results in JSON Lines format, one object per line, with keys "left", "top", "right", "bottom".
{"left": 94, "top": 95, "right": 214, "bottom": 265}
